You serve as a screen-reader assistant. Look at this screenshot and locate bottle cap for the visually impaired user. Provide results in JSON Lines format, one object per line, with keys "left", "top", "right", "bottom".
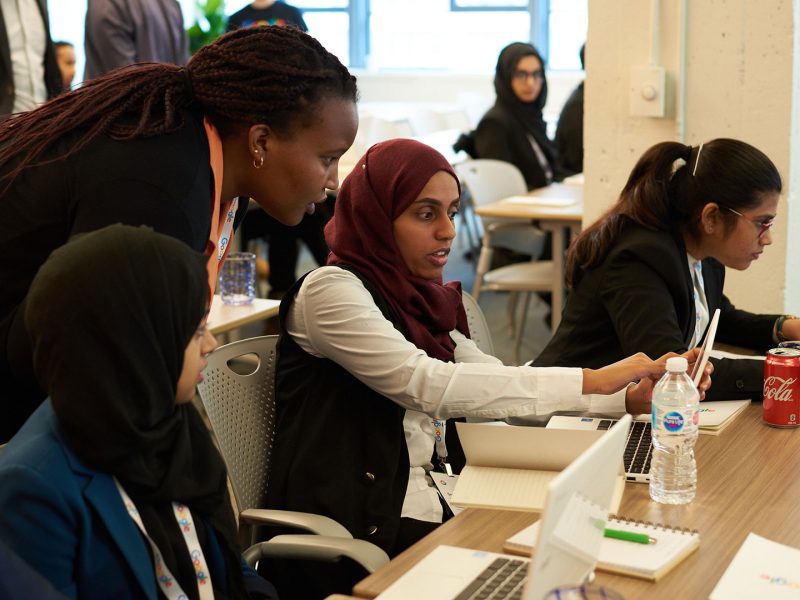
{"left": 666, "top": 356, "right": 688, "bottom": 372}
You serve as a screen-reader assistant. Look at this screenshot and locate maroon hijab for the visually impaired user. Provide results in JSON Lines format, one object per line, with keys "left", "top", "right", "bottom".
{"left": 326, "top": 138, "right": 470, "bottom": 361}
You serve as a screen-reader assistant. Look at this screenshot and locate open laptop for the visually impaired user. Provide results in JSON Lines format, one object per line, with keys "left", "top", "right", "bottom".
{"left": 376, "top": 415, "right": 632, "bottom": 600}
{"left": 546, "top": 309, "right": 722, "bottom": 484}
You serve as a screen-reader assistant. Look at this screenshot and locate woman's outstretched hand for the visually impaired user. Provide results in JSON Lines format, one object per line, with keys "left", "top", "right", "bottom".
{"left": 582, "top": 348, "right": 714, "bottom": 415}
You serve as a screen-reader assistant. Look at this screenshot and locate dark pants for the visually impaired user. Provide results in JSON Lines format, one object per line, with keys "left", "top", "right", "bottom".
{"left": 240, "top": 198, "right": 333, "bottom": 296}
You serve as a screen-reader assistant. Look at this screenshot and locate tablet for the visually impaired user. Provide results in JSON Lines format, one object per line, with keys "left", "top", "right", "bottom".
{"left": 691, "top": 308, "right": 720, "bottom": 386}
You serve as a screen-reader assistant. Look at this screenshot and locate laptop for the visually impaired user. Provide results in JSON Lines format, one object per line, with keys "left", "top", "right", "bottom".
{"left": 546, "top": 308, "right": 722, "bottom": 484}
{"left": 376, "top": 415, "right": 632, "bottom": 600}
{"left": 547, "top": 415, "right": 652, "bottom": 483}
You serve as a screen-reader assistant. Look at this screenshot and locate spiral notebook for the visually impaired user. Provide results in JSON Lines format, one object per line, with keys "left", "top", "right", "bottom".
{"left": 504, "top": 517, "right": 700, "bottom": 581}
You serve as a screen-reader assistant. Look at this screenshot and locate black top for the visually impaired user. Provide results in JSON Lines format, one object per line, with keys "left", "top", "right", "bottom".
{"left": 554, "top": 81, "right": 584, "bottom": 176}
{"left": 473, "top": 103, "right": 558, "bottom": 190}
{"left": 533, "top": 222, "right": 779, "bottom": 400}
{"left": 0, "top": 111, "right": 248, "bottom": 441}
{"left": 226, "top": 2, "right": 307, "bottom": 31}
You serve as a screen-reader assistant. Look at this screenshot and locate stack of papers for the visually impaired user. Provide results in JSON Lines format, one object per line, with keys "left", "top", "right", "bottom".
{"left": 698, "top": 399, "right": 751, "bottom": 436}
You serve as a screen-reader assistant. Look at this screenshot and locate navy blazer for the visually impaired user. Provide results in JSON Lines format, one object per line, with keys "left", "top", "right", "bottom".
{"left": 0, "top": 401, "right": 263, "bottom": 599}
{"left": 534, "top": 223, "right": 779, "bottom": 400}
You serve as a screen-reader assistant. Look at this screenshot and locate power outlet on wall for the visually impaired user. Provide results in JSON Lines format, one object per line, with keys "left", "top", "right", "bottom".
{"left": 629, "top": 66, "right": 666, "bottom": 117}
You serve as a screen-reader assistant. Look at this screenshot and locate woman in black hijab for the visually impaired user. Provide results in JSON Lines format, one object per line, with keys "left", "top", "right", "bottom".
{"left": 473, "top": 42, "right": 560, "bottom": 189}
{"left": 0, "top": 224, "right": 276, "bottom": 599}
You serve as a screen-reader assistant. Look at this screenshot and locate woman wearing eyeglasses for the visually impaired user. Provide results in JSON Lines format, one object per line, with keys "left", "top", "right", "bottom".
{"left": 534, "top": 139, "right": 798, "bottom": 400}
{"left": 472, "top": 42, "right": 560, "bottom": 189}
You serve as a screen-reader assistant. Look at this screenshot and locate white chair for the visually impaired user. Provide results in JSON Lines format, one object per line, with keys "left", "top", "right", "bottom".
{"left": 197, "top": 335, "right": 389, "bottom": 572}
{"left": 462, "top": 291, "right": 495, "bottom": 357}
{"left": 455, "top": 159, "right": 555, "bottom": 364}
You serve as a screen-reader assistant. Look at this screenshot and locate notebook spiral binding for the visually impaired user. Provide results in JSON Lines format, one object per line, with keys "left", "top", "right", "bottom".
{"left": 609, "top": 515, "right": 700, "bottom": 536}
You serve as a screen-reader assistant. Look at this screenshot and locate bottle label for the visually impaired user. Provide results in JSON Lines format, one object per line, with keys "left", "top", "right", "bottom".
{"left": 663, "top": 411, "right": 684, "bottom": 432}
{"left": 653, "top": 406, "right": 699, "bottom": 434}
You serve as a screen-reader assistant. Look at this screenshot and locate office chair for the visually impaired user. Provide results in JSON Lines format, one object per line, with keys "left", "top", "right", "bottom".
{"left": 462, "top": 291, "right": 495, "bottom": 357}
{"left": 455, "top": 159, "right": 555, "bottom": 364}
{"left": 197, "top": 335, "right": 389, "bottom": 572}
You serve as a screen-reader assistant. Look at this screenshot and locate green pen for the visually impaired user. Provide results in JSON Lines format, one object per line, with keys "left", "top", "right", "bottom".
{"left": 604, "top": 528, "right": 657, "bottom": 544}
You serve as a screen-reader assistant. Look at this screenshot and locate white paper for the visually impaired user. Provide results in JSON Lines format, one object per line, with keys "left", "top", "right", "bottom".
{"left": 710, "top": 533, "right": 800, "bottom": 599}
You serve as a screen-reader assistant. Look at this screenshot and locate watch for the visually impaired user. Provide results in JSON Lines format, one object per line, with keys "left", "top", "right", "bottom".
{"left": 776, "top": 314, "right": 798, "bottom": 342}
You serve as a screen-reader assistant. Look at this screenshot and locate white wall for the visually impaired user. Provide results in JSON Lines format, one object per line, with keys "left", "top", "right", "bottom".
{"left": 587, "top": 0, "right": 799, "bottom": 314}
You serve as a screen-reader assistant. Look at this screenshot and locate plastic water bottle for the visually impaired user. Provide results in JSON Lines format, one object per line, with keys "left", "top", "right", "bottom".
{"left": 649, "top": 356, "right": 700, "bottom": 504}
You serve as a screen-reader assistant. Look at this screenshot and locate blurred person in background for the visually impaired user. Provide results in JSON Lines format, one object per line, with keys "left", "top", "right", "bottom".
{"left": 84, "top": 0, "right": 188, "bottom": 80}
{"left": 0, "top": 0, "right": 62, "bottom": 119}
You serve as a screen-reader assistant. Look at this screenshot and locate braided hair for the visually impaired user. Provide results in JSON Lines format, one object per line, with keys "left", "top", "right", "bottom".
{"left": 0, "top": 26, "right": 357, "bottom": 193}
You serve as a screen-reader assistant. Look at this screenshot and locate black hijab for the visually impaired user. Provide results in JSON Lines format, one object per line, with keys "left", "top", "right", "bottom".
{"left": 494, "top": 42, "right": 557, "bottom": 166}
{"left": 24, "top": 224, "right": 248, "bottom": 600}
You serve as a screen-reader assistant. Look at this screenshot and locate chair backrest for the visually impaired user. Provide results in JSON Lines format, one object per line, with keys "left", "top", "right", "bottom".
{"left": 197, "top": 335, "right": 279, "bottom": 514}
{"left": 462, "top": 291, "right": 495, "bottom": 357}
{"left": 454, "top": 159, "right": 528, "bottom": 206}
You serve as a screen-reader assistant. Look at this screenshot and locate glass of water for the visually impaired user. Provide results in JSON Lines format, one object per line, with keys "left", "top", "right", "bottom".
{"left": 219, "top": 252, "right": 256, "bottom": 305}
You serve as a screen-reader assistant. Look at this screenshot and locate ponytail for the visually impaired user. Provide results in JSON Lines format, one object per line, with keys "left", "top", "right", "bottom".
{"left": 566, "top": 138, "right": 780, "bottom": 286}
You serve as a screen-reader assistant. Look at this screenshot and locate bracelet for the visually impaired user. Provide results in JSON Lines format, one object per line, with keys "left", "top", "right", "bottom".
{"left": 776, "top": 314, "right": 798, "bottom": 342}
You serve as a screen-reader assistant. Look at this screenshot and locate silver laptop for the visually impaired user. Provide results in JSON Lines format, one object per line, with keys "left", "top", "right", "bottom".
{"left": 376, "top": 415, "right": 632, "bottom": 600}
{"left": 547, "top": 415, "right": 652, "bottom": 483}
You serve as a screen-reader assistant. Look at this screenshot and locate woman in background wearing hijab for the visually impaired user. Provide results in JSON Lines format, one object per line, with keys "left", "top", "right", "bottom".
{"left": 473, "top": 42, "right": 560, "bottom": 189}
{"left": 0, "top": 225, "right": 277, "bottom": 600}
{"left": 265, "top": 140, "right": 708, "bottom": 594}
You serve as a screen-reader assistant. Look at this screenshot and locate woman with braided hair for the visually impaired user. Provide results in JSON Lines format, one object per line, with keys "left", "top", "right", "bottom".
{"left": 534, "top": 138, "right": 800, "bottom": 400}
{"left": 0, "top": 25, "right": 358, "bottom": 442}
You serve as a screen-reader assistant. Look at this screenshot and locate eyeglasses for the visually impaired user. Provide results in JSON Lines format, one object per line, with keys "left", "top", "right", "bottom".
{"left": 511, "top": 69, "right": 544, "bottom": 82}
{"left": 723, "top": 206, "right": 775, "bottom": 238}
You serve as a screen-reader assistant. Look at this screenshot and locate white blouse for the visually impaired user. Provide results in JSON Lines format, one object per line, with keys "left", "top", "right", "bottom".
{"left": 285, "top": 266, "right": 627, "bottom": 522}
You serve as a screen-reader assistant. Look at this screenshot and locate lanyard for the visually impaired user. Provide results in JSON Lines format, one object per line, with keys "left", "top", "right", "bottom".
{"left": 114, "top": 479, "right": 214, "bottom": 600}
{"left": 217, "top": 197, "right": 239, "bottom": 262}
{"left": 431, "top": 418, "right": 453, "bottom": 476}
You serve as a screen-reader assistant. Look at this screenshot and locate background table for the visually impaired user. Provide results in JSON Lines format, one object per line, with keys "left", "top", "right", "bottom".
{"left": 207, "top": 294, "right": 280, "bottom": 337}
{"left": 474, "top": 183, "right": 583, "bottom": 329}
{"left": 352, "top": 404, "right": 800, "bottom": 599}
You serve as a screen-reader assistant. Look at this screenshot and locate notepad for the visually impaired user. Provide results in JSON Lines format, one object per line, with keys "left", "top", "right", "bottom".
{"left": 698, "top": 399, "right": 751, "bottom": 435}
{"left": 504, "top": 517, "right": 700, "bottom": 581}
{"left": 503, "top": 195, "right": 576, "bottom": 207}
{"left": 710, "top": 533, "right": 800, "bottom": 599}
{"left": 449, "top": 422, "right": 625, "bottom": 513}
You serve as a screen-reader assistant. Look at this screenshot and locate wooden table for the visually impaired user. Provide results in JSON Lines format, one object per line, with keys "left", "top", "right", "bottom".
{"left": 474, "top": 183, "right": 583, "bottom": 330}
{"left": 352, "top": 404, "right": 800, "bottom": 598}
{"left": 207, "top": 294, "right": 280, "bottom": 336}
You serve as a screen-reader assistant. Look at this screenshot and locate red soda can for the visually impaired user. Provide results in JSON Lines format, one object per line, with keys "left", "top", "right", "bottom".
{"left": 763, "top": 347, "right": 800, "bottom": 427}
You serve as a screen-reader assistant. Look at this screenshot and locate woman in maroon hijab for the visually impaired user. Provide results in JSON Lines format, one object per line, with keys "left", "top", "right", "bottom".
{"left": 265, "top": 139, "right": 707, "bottom": 595}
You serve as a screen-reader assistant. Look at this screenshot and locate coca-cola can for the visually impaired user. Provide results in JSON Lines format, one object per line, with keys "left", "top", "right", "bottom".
{"left": 763, "top": 347, "right": 800, "bottom": 427}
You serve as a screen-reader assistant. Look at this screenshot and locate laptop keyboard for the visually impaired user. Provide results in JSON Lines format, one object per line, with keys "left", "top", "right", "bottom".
{"left": 454, "top": 557, "right": 528, "bottom": 600}
{"left": 597, "top": 419, "right": 652, "bottom": 478}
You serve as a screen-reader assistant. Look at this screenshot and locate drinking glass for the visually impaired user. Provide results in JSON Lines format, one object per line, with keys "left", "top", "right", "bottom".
{"left": 219, "top": 252, "right": 256, "bottom": 305}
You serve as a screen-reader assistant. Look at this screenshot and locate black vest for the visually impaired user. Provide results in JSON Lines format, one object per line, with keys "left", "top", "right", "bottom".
{"left": 266, "top": 267, "right": 411, "bottom": 555}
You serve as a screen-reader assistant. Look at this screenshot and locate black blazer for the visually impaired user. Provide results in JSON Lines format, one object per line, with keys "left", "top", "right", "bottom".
{"left": 473, "top": 104, "right": 557, "bottom": 190}
{"left": 0, "top": 0, "right": 62, "bottom": 116}
{"left": 534, "top": 223, "right": 779, "bottom": 400}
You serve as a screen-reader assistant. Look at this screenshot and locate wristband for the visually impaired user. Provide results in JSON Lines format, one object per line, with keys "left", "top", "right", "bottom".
{"left": 776, "top": 314, "right": 798, "bottom": 342}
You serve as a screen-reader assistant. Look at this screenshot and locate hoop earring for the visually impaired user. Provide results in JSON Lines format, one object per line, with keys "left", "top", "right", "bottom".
{"left": 253, "top": 155, "right": 264, "bottom": 169}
